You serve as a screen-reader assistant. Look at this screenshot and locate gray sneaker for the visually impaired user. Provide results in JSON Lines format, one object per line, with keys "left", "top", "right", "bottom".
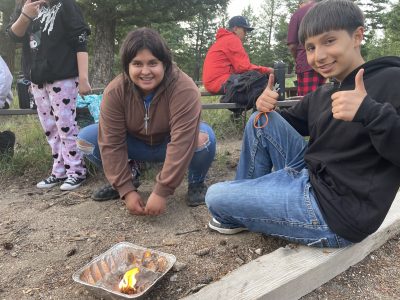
{"left": 37, "top": 175, "right": 66, "bottom": 189}
{"left": 208, "top": 218, "right": 248, "bottom": 235}
{"left": 60, "top": 176, "right": 85, "bottom": 191}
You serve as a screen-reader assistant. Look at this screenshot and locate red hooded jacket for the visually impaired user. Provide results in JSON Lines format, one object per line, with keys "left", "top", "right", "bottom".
{"left": 202, "top": 28, "right": 272, "bottom": 94}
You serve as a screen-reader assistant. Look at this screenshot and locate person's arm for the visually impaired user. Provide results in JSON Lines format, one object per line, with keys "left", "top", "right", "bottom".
{"left": 76, "top": 52, "right": 91, "bottom": 95}
{"left": 287, "top": 11, "right": 300, "bottom": 60}
{"left": 61, "top": 0, "right": 91, "bottom": 95}
{"left": 153, "top": 77, "right": 202, "bottom": 199}
{"left": 9, "top": 0, "right": 45, "bottom": 38}
{"left": 336, "top": 69, "right": 400, "bottom": 167}
{"left": 288, "top": 43, "right": 298, "bottom": 59}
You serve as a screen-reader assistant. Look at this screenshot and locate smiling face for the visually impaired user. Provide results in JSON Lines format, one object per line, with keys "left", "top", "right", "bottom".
{"left": 304, "top": 28, "right": 365, "bottom": 82}
{"left": 128, "top": 49, "right": 165, "bottom": 96}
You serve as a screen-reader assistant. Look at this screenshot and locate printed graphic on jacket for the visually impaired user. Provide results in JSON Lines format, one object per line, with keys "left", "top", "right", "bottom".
{"left": 37, "top": 3, "right": 62, "bottom": 34}
{"left": 29, "top": 30, "right": 42, "bottom": 50}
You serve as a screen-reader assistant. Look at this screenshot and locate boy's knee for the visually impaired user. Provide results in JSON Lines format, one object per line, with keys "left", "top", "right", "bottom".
{"left": 76, "top": 139, "right": 95, "bottom": 155}
{"left": 205, "top": 183, "right": 225, "bottom": 206}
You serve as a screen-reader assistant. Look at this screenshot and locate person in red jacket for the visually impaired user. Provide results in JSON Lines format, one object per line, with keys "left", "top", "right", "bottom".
{"left": 202, "top": 16, "right": 273, "bottom": 115}
{"left": 203, "top": 16, "right": 272, "bottom": 94}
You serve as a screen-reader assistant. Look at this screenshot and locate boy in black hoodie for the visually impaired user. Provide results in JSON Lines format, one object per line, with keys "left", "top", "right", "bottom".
{"left": 205, "top": 0, "right": 400, "bottom": 247}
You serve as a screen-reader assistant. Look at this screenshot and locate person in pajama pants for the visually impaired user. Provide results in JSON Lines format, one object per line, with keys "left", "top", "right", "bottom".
{"left": 7, "top": 0, "right": 91, "bottom": 190}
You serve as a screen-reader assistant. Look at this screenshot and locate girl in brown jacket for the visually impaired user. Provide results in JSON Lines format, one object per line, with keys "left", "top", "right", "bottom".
{"left": 77, "top": 28, "right": 216, "bottom": 215}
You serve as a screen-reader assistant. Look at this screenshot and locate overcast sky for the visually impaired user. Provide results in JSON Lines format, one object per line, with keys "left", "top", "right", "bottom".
{"left": 227, "top": 0, "right": 263, "bottom": 17}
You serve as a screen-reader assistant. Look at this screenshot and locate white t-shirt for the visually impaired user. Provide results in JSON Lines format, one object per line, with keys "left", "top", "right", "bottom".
{"left": 0, "top": 56, "right": 13, "bottom": 108}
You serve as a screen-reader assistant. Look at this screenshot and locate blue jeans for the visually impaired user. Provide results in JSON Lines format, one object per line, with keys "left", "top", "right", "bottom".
{"left": 77, "top": 122, "right": 216, "bottom": 184}
{"left": 206, "top": 111, "right": 352, "bottom": 248}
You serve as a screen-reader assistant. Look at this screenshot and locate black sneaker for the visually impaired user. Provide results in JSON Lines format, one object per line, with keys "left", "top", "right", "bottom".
{"left": 92, "top": 184, "right": 119, "bottom": 201}
{"left": 37, "top": 175, "right": 67, "bottom": 189}
{"left": 186, "top": 182, "right": 207, "bottom": 207}
{"left": 208, "top": 218, "right": 248, "bottom": 235}
{"left": 60, "top": 176, "right": 85, "bottom": 191}
{"left": 91, "top": 160, "right": 141, "bottom": 201}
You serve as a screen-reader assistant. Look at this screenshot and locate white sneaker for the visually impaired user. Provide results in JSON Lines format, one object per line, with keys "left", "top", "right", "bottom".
{"left": 37, "top": 175, "right": 66, "bottom": 189}
{"left": 60, "top": 176, "right": 85, "bottom": 191}
{"left": 208, "top": 218, "right": 248, "bottom": 235}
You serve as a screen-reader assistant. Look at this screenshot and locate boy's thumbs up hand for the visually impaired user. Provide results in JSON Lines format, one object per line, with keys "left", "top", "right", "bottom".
{"left": 256, "top": 74, "right": 278, "bottom": 112}
{"left": 331, "top": 68, "right": 367, "bottom": 121}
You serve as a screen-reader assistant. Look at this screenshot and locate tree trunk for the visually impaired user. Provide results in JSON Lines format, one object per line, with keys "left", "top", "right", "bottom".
{"left": 0, "top": 33, "right": 16, "bottom": 74}
{"left": 90, "top": 17, "right": 116, "bottom": 88}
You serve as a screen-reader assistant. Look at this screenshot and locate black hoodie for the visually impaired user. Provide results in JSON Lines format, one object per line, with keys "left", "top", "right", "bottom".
{"left": 7, "top": 0, "right": 90, "bottom": 84}
{"left": 281, "top": 56, "right": 400, "bottom": 242}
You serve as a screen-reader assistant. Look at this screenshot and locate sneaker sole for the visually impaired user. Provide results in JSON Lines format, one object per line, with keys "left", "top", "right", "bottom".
{"left": 36, "top": 183, "right": 59, "bottom": 189}
{"left": 92, "top": 194, "right": 120, "bottom": 201}
{"left": 208, "top": 221, "right": 248, "bottom": 235}
{"left": 60, "top": 182, "right": 84, "bottom": 191}
{"left": 186, "top": 200, "right": 206, "bottom": 207}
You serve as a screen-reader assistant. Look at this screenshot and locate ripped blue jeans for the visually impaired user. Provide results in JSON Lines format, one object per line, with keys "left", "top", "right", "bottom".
{"left": 206, "top": 111, "right": 352, "bottom": 248}
{"left": 77, "top": 122, "right": 216, "bottom": 184}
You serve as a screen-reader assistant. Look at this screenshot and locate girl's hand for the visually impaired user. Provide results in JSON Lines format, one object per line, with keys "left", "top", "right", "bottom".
{"left": 144, "top": 192, "right": 167, "bottom": 216}
{"left": 78, "top": 77, "right": 92, "bottom": 96}
{"left": 124, "top": 191, "right": 146, "bottom": 215}
{"left": 22, "top": 0, "right": 46, "bottom": 20}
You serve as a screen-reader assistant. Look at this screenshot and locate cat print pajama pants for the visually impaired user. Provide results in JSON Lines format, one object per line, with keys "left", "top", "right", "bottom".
{"left": 31, "top": 78, "right": 86, "bottom": 179}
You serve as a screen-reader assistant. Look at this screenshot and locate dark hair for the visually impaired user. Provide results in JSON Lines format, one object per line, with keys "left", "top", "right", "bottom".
{"left": 120, "top": 28, "right": 173, "bottom": 80}
{"left": 299, "top": 0, "right": 364, "bottom": 45}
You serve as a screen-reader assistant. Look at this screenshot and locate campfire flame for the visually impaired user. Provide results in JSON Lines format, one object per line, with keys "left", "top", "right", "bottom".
{"left": 119, "top": 267, "right": 140, "bottom": 294}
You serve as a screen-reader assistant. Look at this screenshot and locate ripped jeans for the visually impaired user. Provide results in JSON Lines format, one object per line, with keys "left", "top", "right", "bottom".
{"left": 206, "top": 111, "right": 352, "bottom": 248}
{"left": 77, "top": 122, "right": 216, "bottom": 184}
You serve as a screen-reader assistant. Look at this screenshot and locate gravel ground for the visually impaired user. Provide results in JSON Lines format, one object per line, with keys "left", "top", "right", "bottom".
{"left": 1, "top": 137, "right": 399, "bottom": 299}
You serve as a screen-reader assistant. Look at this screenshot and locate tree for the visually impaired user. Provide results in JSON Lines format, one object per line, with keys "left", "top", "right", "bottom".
{"left": 78, "top": 0, "right": 229, "bottom": 87}
{"left": 273, "top": 15, "right": 292, "bottom": 73}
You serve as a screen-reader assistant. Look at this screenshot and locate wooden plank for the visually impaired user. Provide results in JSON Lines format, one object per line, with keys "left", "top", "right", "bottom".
{"left": 0, "top": 100, "right": 301, "bottom": 116}
{"left": 202, "top": 100, "right": 300, "bottom": 110}
{"left": 0, "top": 109, "right": 37, "bottom": 115}
{"left": 183, "top": 191, "right": 400, "bottom": 300}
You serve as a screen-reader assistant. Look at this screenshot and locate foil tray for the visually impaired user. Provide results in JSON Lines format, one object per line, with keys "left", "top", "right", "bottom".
{"left": 72, "top": 242, "right": 176, "bottom": 299}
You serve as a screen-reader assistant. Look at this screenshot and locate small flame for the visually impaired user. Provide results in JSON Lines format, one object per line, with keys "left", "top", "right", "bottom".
{"left": 119, "top": 267, "right": 140, "bottom": 294}
{"left": 143, "top": 250, "right": 151, "bottom": 259}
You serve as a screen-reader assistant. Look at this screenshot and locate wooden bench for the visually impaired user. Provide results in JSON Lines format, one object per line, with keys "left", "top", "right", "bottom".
{"left": 0, "top": 87, "right": 301, "bottom": 119}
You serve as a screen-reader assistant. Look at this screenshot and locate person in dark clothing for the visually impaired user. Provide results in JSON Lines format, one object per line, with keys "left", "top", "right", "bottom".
{"left": 205, "top": 0, "right": 400, "bottom": 247}
{"left": 7, "top": 0, "right": 91, "bottom": 191}
{"left": 287, "top": 0, "right": 325, "bottom": 96}
{"left": 202, "top": 16, "right": 273, "bottom": 115}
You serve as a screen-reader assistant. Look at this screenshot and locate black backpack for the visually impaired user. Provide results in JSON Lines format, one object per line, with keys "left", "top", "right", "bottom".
{"left": 220, "top": 71, "right": 269, "bottom": 110}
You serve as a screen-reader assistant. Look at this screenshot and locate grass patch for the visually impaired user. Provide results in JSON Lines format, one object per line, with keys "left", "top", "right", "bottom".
{"left": 201, "top": 96, "right": 246, "bottom": 140}
{"left": 1, "top": 95, "right": 245, "bottom": 180}
{"left": 0, "top": 115, "right": 51, "bottom": 180}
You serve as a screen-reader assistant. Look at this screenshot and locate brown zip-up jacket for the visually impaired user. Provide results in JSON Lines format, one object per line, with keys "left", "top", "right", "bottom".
{"left": 98, "top": 66, "right": 201, "bottom": 199}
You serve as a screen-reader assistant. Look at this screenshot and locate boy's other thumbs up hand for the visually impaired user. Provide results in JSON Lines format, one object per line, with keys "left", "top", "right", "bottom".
{"left": 354, "top": 68, "right": 367, "bottom": 95}
{"left": 256, "top": 74, "right": 278, "bottom": 112}
{"left": 331, "top": 68, "right": 367, "bottom": 121}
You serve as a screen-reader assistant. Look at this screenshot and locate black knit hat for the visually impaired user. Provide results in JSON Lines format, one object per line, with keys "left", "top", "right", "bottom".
{"left": 228, "top": 16, "right": 254, "bottom": 32}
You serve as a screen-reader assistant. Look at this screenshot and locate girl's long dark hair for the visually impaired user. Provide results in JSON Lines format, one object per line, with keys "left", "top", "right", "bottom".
{"left": 120, "top": 28, "right": 173, "bottom": 82}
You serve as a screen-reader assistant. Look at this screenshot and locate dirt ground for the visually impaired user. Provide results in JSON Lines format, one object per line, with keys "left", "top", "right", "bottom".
{"left": 1, "top": 138, "right": 400, "bottom": 300}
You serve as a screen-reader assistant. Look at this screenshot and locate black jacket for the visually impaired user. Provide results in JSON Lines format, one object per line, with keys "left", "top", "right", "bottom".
{"left": 7, "top": 0, "right": 90, "bottom": 84}
{"left": 281, "top": 56, "right": 400, "bottom": 242}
